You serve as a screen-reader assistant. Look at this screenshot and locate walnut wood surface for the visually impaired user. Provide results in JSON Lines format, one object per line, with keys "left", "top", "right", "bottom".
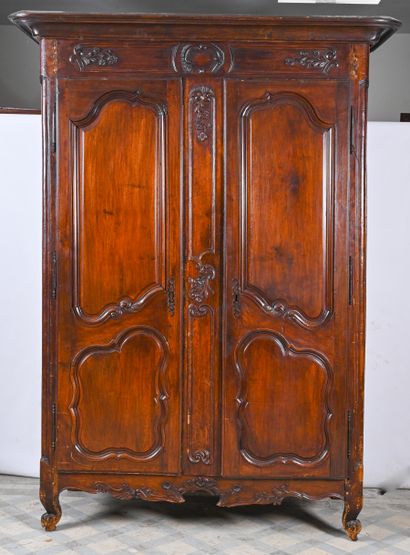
{"left": 10, "top": 11, "right": 400, "bottom": 540}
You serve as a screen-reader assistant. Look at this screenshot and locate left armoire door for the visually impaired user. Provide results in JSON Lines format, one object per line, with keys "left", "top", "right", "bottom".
{"left": 53, "top": 78, "right": 183, "bottom": 474}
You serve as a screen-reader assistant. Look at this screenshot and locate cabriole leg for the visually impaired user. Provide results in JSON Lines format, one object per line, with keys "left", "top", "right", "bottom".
{"left": 342, "top": 498, "right": 362, "bottom": 541}
{"left": 40, "top": 486, "right": 62, "bottom": 531}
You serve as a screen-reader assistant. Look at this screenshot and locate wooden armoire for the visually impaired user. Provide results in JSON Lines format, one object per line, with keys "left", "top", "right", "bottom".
{"left": 11, "top": 11, "right": 399, "bottom": 540}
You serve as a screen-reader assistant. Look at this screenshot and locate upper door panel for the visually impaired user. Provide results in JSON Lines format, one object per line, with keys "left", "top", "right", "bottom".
{"left": 72, "top": 89, "right": 167, "bottom": 324}
{"left": 239, "top": 90, "right": 334, "bottom": 329}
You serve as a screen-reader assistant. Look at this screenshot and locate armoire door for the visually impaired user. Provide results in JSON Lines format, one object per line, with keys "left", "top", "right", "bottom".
{"left": 223, "top": 79, "right": 350, "bottom": 478}
{"left": 54, "top": 78, "right": 183, "bottom": 473}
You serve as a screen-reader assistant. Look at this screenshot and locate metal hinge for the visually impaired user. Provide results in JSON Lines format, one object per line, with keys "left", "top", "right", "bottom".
{"left": 51, "top": 403, "right": 57, "bottom": 450}
{"left": 51, "top": 251, "right": 57, "bottom": 300}
{"left": 167, "top": 277, "right": 175, "bottom": 316}
{"left": 347, "top": 410, "right": 353, "bottom": 460}
{"left": 349, "top": 105, "right": 355, "bottom": 155}
{"left": 51, "top": 103, "right": 57, "bottom": 153}
{"left": 348, "top": 256, "right": 353, "bottom": 306}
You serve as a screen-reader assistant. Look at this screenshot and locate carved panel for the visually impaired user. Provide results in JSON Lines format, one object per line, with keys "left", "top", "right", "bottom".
{"left": 284, "top": 49, "right": 339, "bottom": 74}
{"left": 186, "top": 302, "right": 214, "bottom": 466}
{"left": 70, "top": 44, "right": 120, "bottom": 70}
{"left": 218, "top": 483, "right": 343, "bottom": 508}
{"left": 184, "top": 83, "right": 219, "bottom": 472}
{"left": 239, "top": 91, "right": 334, "bottom": 329}
{"left": 70, "top": 326, "right": 169, "bottom": 462}
{"left": 234, "top": 330, "right": 332, "bottom": 467}
{"left": 71, "top": 89, "right": 167, "bottom": 325}
{"left": 187, "top": 86, "right": 216, "bottom": 259}
{"left": 89, "top": 479, "right": 343, "bottom": 508}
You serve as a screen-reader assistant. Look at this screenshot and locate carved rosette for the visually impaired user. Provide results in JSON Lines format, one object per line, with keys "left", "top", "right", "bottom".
{"left": 284, "top": 49, "right": 339, "bottom": 74}
{"left": 70, "top": 44, "right": 120, "bottom": 70}
{"left": 188, "top": 260, "right": 215, "bottom": 317}
{"left": 188, "top": 449, "right": 211, "bottom": 465}
{"left": 190, "top": 87, "right": 215, "bottom": 143}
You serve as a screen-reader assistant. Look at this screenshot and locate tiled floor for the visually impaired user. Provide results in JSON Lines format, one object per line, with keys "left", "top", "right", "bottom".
{"left": 0, "top": 476, "right": 409, "bottom": 554}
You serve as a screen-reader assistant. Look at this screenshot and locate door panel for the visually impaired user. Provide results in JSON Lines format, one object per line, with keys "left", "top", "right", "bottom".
{"left": 223, "top": 79, "right": 349, "bottom": 478}
{"left": 72, "top": 91, "right": 167, "bottom": 324}
{"left": 56, "top": 79, "right": 182, "bottom": 473}
{"left": 241, "top": 92, "right": 334, "bottom": 327}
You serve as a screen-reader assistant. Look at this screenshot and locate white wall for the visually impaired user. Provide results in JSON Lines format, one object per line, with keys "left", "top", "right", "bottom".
{"left": 368, "top": 33, "right": 410, "bottom": 121}
{"left": 0, "top": 25, "right": 40, "bottom": 109}
{"left": 364, "top": 122, "right": 410, "bottom": 488}
{"left": 0, "top": 116, "right": 408, "bottom": 488}
{"left": 0, "top": 114, "right": 42, "bottom": 476}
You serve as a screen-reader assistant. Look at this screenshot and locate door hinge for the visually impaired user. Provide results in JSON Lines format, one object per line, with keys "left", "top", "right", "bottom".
{"left": 51, "top": 103, "right": 57, "bottom": 153}
{"left": 167, "top": 277, "right": 175, "bottom": 316}
{"left": 347, "top": 410, "right": 353, "bottom": 460}
{"left": 348, "top": 256, "right": 353, "bottom": 306}
{"left": 349, "top": 105, "right": 355, "bottom": 155}
{"left": 51, "top": 251, "right": 57, "bottom": 300}
{"left": 51, "top": 403, "right": 57, "bottom": 450}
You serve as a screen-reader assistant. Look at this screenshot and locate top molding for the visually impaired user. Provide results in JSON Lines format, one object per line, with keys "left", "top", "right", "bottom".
{"left": 9, "top": 12, "right": 400, "bottom": 52}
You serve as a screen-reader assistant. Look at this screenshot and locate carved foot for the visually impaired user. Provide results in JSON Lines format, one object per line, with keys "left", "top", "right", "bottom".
{"left": 41, "top": 509, "right": 61, "bottom": 532}
{"left": 40, "top": 490, "right": 61, "bottom": 531}
{"left": 342, "top": 500, "right": 362, "bottom": 541}
{"left": 343, "top": 518, "right": 362, "bottom": 541}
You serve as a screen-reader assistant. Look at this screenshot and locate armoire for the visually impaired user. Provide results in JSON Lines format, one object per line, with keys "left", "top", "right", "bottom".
{"left": 11, "top": 11, "right": 400, "bottom": 540}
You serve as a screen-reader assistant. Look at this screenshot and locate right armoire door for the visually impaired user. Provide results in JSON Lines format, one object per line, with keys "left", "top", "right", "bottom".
{"left": 223, "top": 79, "right": 351, "bottom": 479}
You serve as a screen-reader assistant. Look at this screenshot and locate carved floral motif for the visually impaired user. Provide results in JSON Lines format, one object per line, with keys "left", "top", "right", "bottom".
{"left": 188, "top": 260, "right": 215, "bottom": 317}
{"left": 190, "top": 87, "right": 215, "bottom": 143}
{"left": 95, "top": 482, "right": 154, "bottom": 501}
{"left": 70, "top": 44, "right": 120, "bottom": 70}
{"left": 284, "top": 49, "right": 339, "bottom": 74}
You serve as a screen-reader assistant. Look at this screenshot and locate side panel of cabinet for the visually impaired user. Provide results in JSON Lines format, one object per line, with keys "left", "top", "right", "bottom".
{"left": 223, "top": 79, "right": 350, "bottom": 478}
{"left": 54, "top": 78, "right": 183, "bottom": 473}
